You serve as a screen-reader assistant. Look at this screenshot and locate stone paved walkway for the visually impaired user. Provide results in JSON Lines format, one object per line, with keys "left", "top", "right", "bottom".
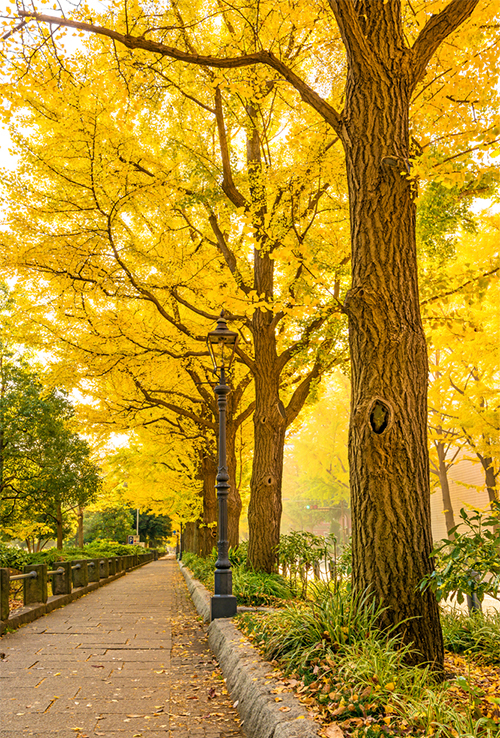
{"left": 0, "top": 558, "right": 245, "bottom": 738}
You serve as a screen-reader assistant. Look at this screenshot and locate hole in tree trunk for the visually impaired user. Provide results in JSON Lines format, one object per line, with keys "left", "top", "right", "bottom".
{"left": 369, "top": 399, "right": 390, "bottom": 434}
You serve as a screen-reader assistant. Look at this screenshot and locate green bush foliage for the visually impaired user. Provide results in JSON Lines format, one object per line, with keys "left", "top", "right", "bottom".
{"left": 441, "top": 608, "right": 500, "bottom": 665}
{"left": 421, "top": 504, "right": 500, "bottom": 605}
{"left": 229, "top": 541, "right": 248, "bottom": 567}
{"left": 238, "top": 583, "right": 387, "bottom": 670}
{"left": 237, "top": 585, "right": 500, "bottom": 737}
{"left": 181, "top": 550, "right": 292, "bottom": 606}
{"left": 278, "top": 531, "right": 338, "bottom": 598}
{"left": 0, "top": 542, "right": 30, "bottom": 569}
{"left": 181, "top": 550, "right": 216, "bottom": 588}
{"left": 232, "top": 568, "right": 292, "bottom": 606}
{"left": 0, "top": 540, "right": 153, "bottom": 567}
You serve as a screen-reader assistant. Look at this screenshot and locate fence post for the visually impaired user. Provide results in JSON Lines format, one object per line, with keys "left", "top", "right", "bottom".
{"left": 52, "top": 562, "right": 72, "bottom": 595}
{"left": 0, "top": 568, "right": 9, "bottom": 621}
{"left": 88, "top": 559, "right": 100, "bottom": 583}
{"left": 72, "top": 560, "right": 89, "bottom": 588}
{"left": 100, "top": 559, "right": 109, "bottom": 578}
{"left": 24, "top": 565, "right": 48, "bottom": 605}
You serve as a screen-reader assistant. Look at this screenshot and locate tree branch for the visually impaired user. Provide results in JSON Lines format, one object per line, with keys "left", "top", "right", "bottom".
{"left": 284, "top": 360, "right": 322, "bottom": 428}
{"left": 327, "top": 0, "right": 390, "bottom": 82}
{"left": 206, "top": 211, "right": 252, "bottom": 295}
{"left": 421, "top": 266, "right": 500, "bottom": 306}
{"left": 277, "top": 302, "right": 341, "bottom": 373}
{"left": 409, "top": 0, "right": 481, "bottom": 91}
{"left": 131, "top": 375, "right": 217, "bottom": 431}
{"left": 215, "top": 87, "right": 247, "bottom": 209}
{"left": 18, "top": 11, "right": 344, "bottom": 135}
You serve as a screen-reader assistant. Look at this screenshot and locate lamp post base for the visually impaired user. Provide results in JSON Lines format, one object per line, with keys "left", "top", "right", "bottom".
{"left": 210, "top": 595, "right": 237, "bottom": 620}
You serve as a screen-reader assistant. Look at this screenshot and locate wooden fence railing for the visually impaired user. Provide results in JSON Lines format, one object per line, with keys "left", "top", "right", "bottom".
{"left": 0, "top": 550, "right": 159, "bottom": 624}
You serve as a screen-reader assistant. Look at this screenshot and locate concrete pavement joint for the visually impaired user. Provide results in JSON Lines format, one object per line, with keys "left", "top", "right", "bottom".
{"left": 179, "top": 561, "right": 321, "bottom": 738}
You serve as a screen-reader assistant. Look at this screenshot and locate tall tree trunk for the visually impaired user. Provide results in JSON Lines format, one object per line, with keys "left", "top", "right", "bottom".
{"left": 183, "top": 521, "right": 196, "bottom": 553}
{"left": 247, "top": 309, "right": 286, "bottom": 572}
{"left": 226, "top": 414, "right": 242, "bottom": 548}
{"left": 56, "top": 500, "right": 63, "bottom": 550}
{"left": 344, "top": 65, "right": 443, "bottom": 666}
{"left": 477, "top": 453, "right": 499, "bottom": 504}
{"left": 436, "top": 441, "right": 456, "bottom": 537}
{"left": 200, "top": 452, "right": 217, "bottom": 557}
{"left": 77, "top": 506, "right": 84, "bottom": 548}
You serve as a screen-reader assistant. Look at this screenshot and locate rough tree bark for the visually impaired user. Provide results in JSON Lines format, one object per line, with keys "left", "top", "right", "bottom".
{"left": 199, "top": 451, "right": 218, "bottom": 556}
{"left": 477, "top": 453, "right": 499, "bottom": 505}
{"left": 247, "top": 308, "right": 287, "bottom": 571}
{"left": 77, "top": 506, "right": 84, "bottom": 548}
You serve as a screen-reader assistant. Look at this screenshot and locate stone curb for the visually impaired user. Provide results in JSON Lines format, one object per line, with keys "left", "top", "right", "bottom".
{"left": 179, "top": 562, "right": 321, "bottom": 738}
{"left": 179, "top": 560, "right": 211, "bottom": 622}
{"left": 0, "top": 559, "right": 155, "bottom": 635}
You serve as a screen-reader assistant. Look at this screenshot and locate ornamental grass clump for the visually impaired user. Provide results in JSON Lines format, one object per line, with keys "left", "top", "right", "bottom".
{"left": 239, "top": 583, "right": 387, "bottom": 670}
{"left": 182, "top": 550, "right": 292, "bottom": 606}
{"left": 237, "top": 584, "right": 500, "bottom": 737}
{"left": 441, "top": 609, "right": 500, "bottom": 666}
{"left": 181, "top": 550, "right": 216, "bottom": 588}
{"left": 232, "top": 567, "right": 292, "bottom": 607}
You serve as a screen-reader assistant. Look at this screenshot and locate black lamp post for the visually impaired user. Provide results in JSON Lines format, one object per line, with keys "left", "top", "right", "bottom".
{"left": 207, "top": 310, "right": 238, "bottom": 620}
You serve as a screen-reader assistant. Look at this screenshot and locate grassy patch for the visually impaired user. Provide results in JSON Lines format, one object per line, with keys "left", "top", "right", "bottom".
{"left": 236, "top": 585, "right": 500, "bottom": 737}
{"left": 442, "top": 609, "right": 500, "bottom": 666}
{"left": 181, "top": 551, "right": 292, "bottom": 606}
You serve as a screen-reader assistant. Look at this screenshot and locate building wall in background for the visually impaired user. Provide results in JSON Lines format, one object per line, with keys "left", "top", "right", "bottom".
{"left": 430, "top": 453, "right": 490, "bottom": 541}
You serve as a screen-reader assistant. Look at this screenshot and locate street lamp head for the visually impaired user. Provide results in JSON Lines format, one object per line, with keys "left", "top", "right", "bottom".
{"left": 207, "top": 310, "right": 239, "bottom": 373}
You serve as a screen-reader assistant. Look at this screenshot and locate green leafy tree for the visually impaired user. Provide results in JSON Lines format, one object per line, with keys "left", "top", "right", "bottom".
{"left": 421, "top": 503, "right": 500, "bottom": 606}
{"left": 83, "top": 507, "right": 135, "bottom": 544}
{"left": 0, "top": 357, "right": 102, "bottom": 549}
{"left": 137, "top": 512, "right": 172, "bottom": 547}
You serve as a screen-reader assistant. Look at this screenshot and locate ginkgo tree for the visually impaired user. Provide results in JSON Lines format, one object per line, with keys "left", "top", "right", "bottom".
{"left": 2, "top": 0, "right": 500, "bottom": 667}
{"left": 424, "top": 217, "right": 500, "bottom": 511}
{"left": 419, "top": 182, "right": 499, "bottom": 535}
{"left": 0, "top": 25, "right": 349, "bottom": 570}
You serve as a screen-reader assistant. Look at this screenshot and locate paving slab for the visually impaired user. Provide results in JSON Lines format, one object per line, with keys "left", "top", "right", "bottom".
{"left": 1, "top": 558, "right": 244, "bottom": 738}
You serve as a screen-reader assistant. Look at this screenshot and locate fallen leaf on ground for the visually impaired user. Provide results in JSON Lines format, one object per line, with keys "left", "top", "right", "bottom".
{"left": 324, "top": 725, "right": 344, "bottom": 738}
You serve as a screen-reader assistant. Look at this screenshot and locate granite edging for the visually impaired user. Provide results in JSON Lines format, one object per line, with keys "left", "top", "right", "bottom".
{"left": 178, "top": 561, "right": 321, "bottom": 738}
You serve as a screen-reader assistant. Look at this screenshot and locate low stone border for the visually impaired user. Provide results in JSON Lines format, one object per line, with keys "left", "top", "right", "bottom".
{"left": 0, "top": 559, "right": 155, "bottom": 635}
{"left": 179, "top": 561, "right": 211, "bottom": 622}
{"left": 179, "top": 562, "right": 321, "bottom": 738}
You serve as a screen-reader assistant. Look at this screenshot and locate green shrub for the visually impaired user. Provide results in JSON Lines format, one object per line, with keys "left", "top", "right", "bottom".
{"left": 232, "top": 568, "right": 292, "bottom": 606}
{"left": 0, "top": 542, "right": 30, "bottom": 569}
{"left": 421, "top": 503, "right": 500, "bottom": 605}
{"left": 442, "top": 608, "right": 500, "bottom": 665}
{"left": 181, "top": 550, "right": 292, "bottom": 606}
{"left": 3, "top": 541, "right": 153, "bottom": 567}
{"left": 237, "top": 582, "right": 387, "bottom": 671}
{"left": 278, "top": 531, "right": 338, "bottom": 598}
{"left": 229, "top": 541, "right": 248, "bottom": 567}
{"left": 83, "top": 540, "right": 150, "bottom": 557}
{"left": 181, "top": 551, "right": 216, "bottom": 588}
{"left": 237, "top": 586, "right": 499, "bottom": 737}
